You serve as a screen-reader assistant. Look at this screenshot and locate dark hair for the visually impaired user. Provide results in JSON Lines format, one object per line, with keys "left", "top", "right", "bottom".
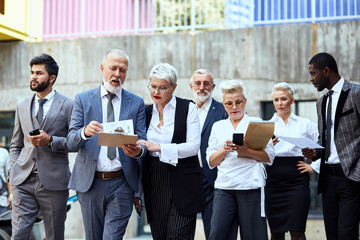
{"left": 308, "top": 52, "right": 339, "bottom": 74}
{"left": 30, "top": 53, "right": 59, "bottom": 83}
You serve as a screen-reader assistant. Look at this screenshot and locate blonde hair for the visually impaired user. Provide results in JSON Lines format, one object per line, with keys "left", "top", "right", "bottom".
{"left": 220, "top": 80, "right": 246, "bottom": 98}
{"left": 272, "top": 82, "right": 294, "bottom": 98}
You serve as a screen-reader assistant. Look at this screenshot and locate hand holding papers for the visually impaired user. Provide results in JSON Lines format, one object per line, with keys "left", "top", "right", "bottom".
{"left": 237, "top": 121, "right": 274, "bottom": 158}
{"left": 98, "top": 120, "right": 138, "bottom": 147}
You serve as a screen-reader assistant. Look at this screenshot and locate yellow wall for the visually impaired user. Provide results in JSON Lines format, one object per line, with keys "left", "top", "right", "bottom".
{"left": 0, "top": 0, "right": 43, "bottom": 41}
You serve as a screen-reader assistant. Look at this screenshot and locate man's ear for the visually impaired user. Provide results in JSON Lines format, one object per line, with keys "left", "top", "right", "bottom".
{"left": 50, "top": 75, "right": 56, "bottom": 85}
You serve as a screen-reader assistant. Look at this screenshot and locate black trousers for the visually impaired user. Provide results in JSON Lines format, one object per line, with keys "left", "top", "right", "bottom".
{"left": 149, "top": 160, "right": 196, "bottom": 240}
{"left": 321, "top": 164, "right": 360, "bottom": 240}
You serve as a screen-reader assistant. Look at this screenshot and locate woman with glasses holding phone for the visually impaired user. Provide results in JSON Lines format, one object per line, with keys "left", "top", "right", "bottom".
{"left": 138, "top": 63, "right": 205, "bottom": 240}
{"left": 265, "top": 82, "right": 319, "bottom": 240}
{"left": 206, "top": 80, "right": 275, "bottom": 240}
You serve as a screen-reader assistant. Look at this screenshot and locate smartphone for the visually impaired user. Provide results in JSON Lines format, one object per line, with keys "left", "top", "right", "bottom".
{"left": 232, "top": 133, "right": 244, "bottom": 146}
{"left": 29, "top": 129, "right": 40, "bottom": 136}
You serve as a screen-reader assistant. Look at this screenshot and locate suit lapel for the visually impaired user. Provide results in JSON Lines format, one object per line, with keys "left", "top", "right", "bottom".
{"left": 42, "top": 91, "right": 63, "bottom": 131}
{"left": 23, "top": 94, "right": 37, "bottom": 131}
{"left": 202, "top": 99, "right": 217, "bottom": 135}
{"left": 334, "top": 81, "right": 350, "bottom": 135}
{"left": 119, "top": 89, "right": 131, "bottom": 121}
{"left": 90, "top": 86, "right": 103, "bottom": 123}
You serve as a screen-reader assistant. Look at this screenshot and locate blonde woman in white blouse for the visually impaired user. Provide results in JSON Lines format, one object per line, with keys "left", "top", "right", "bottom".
{"left": 206, "top": 80, "right": 275, "bottom": 240}
{"left": 266, "top": 82, "right": 319, "bottom": 240}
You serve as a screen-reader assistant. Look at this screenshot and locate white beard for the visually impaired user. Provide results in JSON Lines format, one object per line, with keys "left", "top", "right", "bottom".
{"left": 103, "top": 79, "right": 122, "bottom": 94}
{"left": 193, "top": 89, "right": 211, "bottom": 103}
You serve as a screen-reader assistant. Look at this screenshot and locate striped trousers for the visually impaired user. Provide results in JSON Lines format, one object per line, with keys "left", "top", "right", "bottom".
{"left": 149, "top": 160, "right": 196, "bottom": 240}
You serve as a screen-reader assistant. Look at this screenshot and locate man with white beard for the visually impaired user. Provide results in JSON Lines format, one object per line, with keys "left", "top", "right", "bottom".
{"left": 67, "top": 49, "right": 147, "bottom": 239}
{"left": 190, "top": 69, "right": 238, "bottom": 240}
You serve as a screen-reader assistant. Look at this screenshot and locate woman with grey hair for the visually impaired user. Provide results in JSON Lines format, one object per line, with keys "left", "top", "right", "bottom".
{"left": 206, "top": 80, "right": 275, "bottom": 240}
{"left": 265, "top": 82, "right": 319, "bottom": 240}
{"left": 138, "top": 63, "right": 205, "bottom": 239}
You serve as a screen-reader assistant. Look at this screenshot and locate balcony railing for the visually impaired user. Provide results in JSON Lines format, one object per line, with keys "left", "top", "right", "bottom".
{"left": 41, "top": 0, "right": 360, "bottom": 41}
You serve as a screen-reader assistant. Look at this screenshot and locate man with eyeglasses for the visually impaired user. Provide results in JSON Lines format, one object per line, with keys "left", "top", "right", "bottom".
{"left": 189, "top": 69, "right": 238, "bottom": 239}
{"left": 67, "top": 49, "right": 147, "bottom": 239}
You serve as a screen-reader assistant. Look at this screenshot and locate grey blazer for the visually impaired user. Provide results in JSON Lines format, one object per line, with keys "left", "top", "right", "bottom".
{"left": 316, "top": 80, "right": 360, "bottom": 192}
{"left": 9, "top": 91, "right": 74, "bottom": 191}
{"left": 67, "top": 86, "right": 147, "bottom": 194}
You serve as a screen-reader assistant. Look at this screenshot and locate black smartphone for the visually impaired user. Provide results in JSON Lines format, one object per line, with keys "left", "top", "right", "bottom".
{"left": 29, "top": 129, "right": 40, "bottom": 136}
{"left": 233, "top": 133, "right": 244, "bottom": 146}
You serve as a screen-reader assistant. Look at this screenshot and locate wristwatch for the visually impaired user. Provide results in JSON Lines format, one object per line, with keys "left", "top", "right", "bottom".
{"left": 48, "top": 136, "right": 53, "bottom": 149}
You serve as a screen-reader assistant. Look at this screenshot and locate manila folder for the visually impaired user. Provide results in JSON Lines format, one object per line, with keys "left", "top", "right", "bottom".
{"left": 98, "top": 133, "right": 138, "bottom": 147}
{"left": 245, "top": 121, "right": 274, "bottom": 150}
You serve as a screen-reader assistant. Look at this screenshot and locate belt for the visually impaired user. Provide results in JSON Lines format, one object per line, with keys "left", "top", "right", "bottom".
{"left": 94, "top": 169, "right": 124, "bottom": 180}
{"left": 324, "top": 164, "right": 343, "bottom": 176}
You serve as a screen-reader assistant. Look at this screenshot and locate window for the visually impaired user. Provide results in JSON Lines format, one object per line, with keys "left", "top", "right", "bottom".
{"left": 261, "top": 100, "right": 323, "bottom": 217}
{"left": 0, "top": 111, "right": 15, "bottom": 150}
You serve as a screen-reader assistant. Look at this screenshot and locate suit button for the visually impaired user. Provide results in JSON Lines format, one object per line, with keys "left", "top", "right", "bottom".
{"left": 93, "top": 160, "right": 97, "bottom": 163}
{"left": 33, "top": 158, "right": 36, "bottom": 161}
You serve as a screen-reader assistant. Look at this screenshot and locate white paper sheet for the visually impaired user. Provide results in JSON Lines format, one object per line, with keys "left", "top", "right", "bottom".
{"left": 277, "top": 136, "right": 324, "bottom": 149}
{"left": 101, "top": 119, "right": 134, "bottom": 135}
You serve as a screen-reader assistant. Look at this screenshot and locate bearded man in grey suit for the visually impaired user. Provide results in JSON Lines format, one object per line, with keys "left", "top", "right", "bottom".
{"left": 67, "top": 49, "right": 146, "bottom": 240}
{"left": 10, "top": 53, "right": 73, "bottom": 240}
{"left": 302, "top": 52, "right": 360, "bottom": 240}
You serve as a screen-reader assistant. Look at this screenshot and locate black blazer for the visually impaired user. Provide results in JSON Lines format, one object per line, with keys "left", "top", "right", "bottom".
{"left": 143, "top": 97, "right": 205, "bottom": 222}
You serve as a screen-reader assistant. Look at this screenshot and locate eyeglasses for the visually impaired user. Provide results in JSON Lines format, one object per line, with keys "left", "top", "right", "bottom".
{"left": 148, "top": 83, "right": 172, "bottom": 93}
{"left": 192, "top": 81, "right": 213, "bottom": 88}
{"left": 224, "top": 100, "right": 245, "bottom": 108}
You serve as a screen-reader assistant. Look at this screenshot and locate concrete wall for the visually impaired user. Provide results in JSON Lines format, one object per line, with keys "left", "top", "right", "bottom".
{"left": 1, "top": 21, "right": 359, "bottom": 239}
{"left": 1, "top": 21, "right": 359, "bottom": 116}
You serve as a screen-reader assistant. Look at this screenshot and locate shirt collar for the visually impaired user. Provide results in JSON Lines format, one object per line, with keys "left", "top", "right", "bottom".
{"left": 270, "top": 112, "right": 299, "bottom": 122}
{"left": 330, "top": 77, "right": 344, "bottom": 94}
{"left": 35, "top": 89, "right": 55, "bottom": 102}
{"left": 101, "top": 83, "right": 122, "bottom": 99}
{"left": 152, "top": 94, "right": 176, "bottom": 113}
{"left": 198, "top": 98, "right": 212, "bottom": 111}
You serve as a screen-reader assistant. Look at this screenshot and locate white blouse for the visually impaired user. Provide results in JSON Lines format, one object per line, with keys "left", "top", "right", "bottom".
{"left": 206, "top": 115, "right": 275, "bottom": 190}
{"left": 147, "top": 95, "right": 201, "bottom": 166}
{"left": 270, "top": 112, "right": 320, "bottom": 172}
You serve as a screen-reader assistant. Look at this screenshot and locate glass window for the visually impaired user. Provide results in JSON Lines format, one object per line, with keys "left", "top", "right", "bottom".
{"left": 0, "top": 111, "right": 15, "bottom": 150}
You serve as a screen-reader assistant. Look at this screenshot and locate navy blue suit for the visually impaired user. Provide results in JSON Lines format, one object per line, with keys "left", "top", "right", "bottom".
{"left": 200, "top": 98, "right": 227, "bottom": 239}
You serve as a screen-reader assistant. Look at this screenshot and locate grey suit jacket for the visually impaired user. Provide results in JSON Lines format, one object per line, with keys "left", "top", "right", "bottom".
{"left": 316, "top": 80, "right": 360, "bottom": 191}
{"left": 67, "top": 86, "right": 147, "bottom": 194}
{"left": 9, "top": 91, "right": 74, "bottom": 191}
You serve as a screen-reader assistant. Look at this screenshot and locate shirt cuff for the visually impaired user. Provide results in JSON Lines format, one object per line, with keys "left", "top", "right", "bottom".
{"left": 81, "top": 127, "right": 91, "bottom": 140}
{"left": 159, "top": 143, "right": 178, "bottom": 166}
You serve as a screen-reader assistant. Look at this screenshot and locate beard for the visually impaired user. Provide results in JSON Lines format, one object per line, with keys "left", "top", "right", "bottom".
{"left": 192, "top": 89, "right": 211, "bottom": 103}
{"left": 30, "top": 77, "right": 50, "bottom": 92}
{"left": 103, "top": 78, "right": 122, "bottom": 94}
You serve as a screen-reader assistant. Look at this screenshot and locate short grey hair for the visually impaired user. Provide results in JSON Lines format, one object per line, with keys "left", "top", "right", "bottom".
{"left": 272, "top": 82, "right": 294, "bottom": 98}
{"left": 220, "top": 80, "right": 246, "bottom": 98}
{"left": 149, "top": 63, "right": 178, "bottom": 85}
{"left": 102, "top": 49, "right": 130, "bottom": 64}
{"left": 190, "top": 69, "right": 214, "bottom": 83}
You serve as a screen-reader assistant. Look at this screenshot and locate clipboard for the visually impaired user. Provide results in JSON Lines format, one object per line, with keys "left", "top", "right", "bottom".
{"left": 237, "top": 121, "right": 274, "bottom": 158}
{"left": 98, "top": 133, "right": 138, "bottom": 147}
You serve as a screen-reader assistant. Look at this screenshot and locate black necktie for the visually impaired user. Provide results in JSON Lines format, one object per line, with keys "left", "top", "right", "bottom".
{"left": 325, "top": 90, "right": 333, "bottom": 161}
{"left": 36, "top": 98, "right": 47, "bottom": 124}
{"left": 106, "top": 94, "right": 116, "bottom": 160}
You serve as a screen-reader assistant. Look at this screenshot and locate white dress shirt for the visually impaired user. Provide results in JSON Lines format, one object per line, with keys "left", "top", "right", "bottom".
{"left": 270, "top": 112, "right": 320, "bottom": 172}
{"left": 147, "top": 95, "right": 201, "bottom": 166}
{"left": 326, "top": 77, "right": 344, "bottom": 164}
{"left": 81, "top": 84, "right": 123, "bottom": 172}
{"left": 206, "top": 115, "right": 275, "bottom": 190}
{"left": 196, "top": 98, "right": 212, "bottom": 167}
{"left": 33, "top": 89, "right": 55, "bottom": 121}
